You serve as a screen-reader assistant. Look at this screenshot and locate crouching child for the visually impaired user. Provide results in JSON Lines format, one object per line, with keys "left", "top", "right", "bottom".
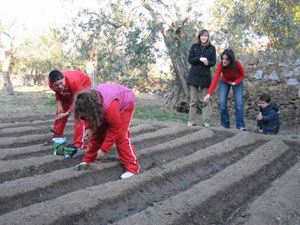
{"left": 256, "top": 93, "right": 280, "bottom": 134}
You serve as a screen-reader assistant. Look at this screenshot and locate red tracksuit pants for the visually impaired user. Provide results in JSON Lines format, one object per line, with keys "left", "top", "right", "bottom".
{"left": 53, "top": 103, "right": 85, "bottom": 148}
{"left": 82, "top": 105, "right": 140, "bottom": 174}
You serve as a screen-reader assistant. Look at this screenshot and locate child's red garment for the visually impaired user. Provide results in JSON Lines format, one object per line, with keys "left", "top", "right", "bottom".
{"left": 207, "top": 60, "right": 245, "bottom": 95}
{"left": 49, "top": 70, "right": 92, "bottom": 148}
{"left": 82, "top": 84, "right": 139, "bottom": 174}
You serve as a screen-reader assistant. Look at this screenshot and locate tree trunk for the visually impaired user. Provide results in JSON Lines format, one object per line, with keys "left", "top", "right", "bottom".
{"left": 162, "top": 20, "right": 195, "bottom": 113}
{"left": 1, "top": 50, "right": 14, "bottom": 95}
{"left": 141, "top": 3, "right": 194, "bottom": 112}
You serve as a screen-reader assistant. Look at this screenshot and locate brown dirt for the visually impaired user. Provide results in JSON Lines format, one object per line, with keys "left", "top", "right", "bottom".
{"left": 0, "top": 86, "right": 300, "bottom": 225}
{"left": 0, "top": 114, "right": 299, "bottom": 225}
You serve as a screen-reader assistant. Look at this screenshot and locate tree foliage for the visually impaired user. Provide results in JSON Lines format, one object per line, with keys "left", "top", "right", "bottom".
{"left": 2, "top": 0, "right": 298, "bottom": 98}
{"left": 62, "top": 0, "right": 161, "bottom": 88}
{"left": 210, "top": 0, "right": 300, "bottom": 51}
{"left": 13, "top": 30, "right": 64, "bottom": 74}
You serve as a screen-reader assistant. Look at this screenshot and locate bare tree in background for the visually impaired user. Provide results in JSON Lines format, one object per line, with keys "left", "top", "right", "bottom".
{"left": 0, "top": 24, "right": 14, "bottom": 95}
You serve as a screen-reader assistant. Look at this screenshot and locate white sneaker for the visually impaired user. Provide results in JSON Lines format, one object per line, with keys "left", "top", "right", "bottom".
{"left": 187, "top": 121, "right": 196, "bottom": 127}
{"left": 120, "top": 171, "right": 135, "bottom": 179}
{"left": 74, "top": 162, "right": 90, "bottom": 171}
{"left": 239, "top": 127, "right": 247, "bottom": 131}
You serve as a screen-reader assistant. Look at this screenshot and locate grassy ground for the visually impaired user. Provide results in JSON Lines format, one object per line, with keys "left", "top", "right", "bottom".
{"left": 0, "top": 86, "right": 56, "bottom": 117}
{"left": 1, "top": 85, "right": 299, "bottom": 136}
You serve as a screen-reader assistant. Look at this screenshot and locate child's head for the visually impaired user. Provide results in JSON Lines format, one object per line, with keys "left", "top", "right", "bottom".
{"left": 49, "top": 70, "right": 65, "bottom": 92}
{"left": 259, "top": 93, "right": 271, "bottom": 109}
{"left": 75, "top": 89, "right": 103, "bottom": 130}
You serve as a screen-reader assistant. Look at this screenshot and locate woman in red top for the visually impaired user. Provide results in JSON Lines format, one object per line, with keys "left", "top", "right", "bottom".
{"left": 204, "top": 49, "right": 246, "bottom": 130}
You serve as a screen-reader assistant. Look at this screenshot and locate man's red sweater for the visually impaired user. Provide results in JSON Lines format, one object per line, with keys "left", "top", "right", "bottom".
{"left": 48, "top": 70, "right": 91, "bottom": 112}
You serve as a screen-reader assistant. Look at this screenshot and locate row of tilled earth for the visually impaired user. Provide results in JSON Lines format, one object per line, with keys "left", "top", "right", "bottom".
{"left": 0, "top": 115, "right": 299, "bottom": 225}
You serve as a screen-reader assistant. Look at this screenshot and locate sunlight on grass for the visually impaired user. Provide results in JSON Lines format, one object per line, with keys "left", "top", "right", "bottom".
{"left": 14, "top": 85, "right": 52, "bottom": 93}
{"left": 134, "top": 104, "right": 189, "bottom": 122}
{"left": 0, "top": 85, "right": 56, "bottom": 116}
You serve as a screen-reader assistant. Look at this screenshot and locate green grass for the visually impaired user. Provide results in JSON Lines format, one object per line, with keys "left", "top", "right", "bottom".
{"left": 45, "top": 94, "right": 57, "bottom": 106}
{"left": 134, "top": 104, "right": 189, "bottom": 122}
{"left": 134, "top": 100, "right": 300, "bottom": 136}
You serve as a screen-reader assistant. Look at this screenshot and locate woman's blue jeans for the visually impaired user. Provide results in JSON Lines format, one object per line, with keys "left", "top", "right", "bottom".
{"left": 219, "top": 79, "right": 245, "bottom": 129}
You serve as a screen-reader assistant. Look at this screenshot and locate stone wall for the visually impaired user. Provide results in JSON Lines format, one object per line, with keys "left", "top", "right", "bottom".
{"left": 216, "top": 48, "right": 300, "bottom": 126}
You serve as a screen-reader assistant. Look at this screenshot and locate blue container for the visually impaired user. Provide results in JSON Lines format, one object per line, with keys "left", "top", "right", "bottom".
{"left": 53, "top": 137, "right": 66, "bottom": 155}
{"left": 52, "top": 137, "right": 66, "bottom": 144}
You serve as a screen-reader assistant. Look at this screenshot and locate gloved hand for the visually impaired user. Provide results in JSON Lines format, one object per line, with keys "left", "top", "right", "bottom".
{"left": 74, "top": 162, "right": 90, "bottom": 171}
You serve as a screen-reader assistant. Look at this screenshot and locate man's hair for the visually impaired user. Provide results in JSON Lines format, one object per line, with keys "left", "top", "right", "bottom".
{"left": 49, "top": 70, "right": 64, "bottom": 83}
{"left": 259, "top": 93, "right": 271, "bottom": 103}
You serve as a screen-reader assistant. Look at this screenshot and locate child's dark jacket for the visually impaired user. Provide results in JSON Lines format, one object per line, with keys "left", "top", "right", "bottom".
{"left": 259, "top": 102, "right": 280, "bottom": 134}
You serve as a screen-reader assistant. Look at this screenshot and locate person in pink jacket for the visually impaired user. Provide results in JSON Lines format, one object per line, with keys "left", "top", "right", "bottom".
{"left": 74, "top": 84, "right": 140, "bottom": 179}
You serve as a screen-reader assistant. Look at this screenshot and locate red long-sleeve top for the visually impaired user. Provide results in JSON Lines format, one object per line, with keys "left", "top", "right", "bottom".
{"left": 100, "top": 100, "right": 122, "bottom": 152}
{"left": 84, "top": 84, "right": 135, "bottom": 153}
{"left": 48, "top": 70, "right": 91, "bottom": 112}
{"left": 207, "top": 60, "right": 245, "bottom": 95}
{"left": 84, "top": 100, "right": 132, "bottom": 152}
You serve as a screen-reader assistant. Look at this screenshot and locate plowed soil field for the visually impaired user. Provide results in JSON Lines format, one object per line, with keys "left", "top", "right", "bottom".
{"left": 0, "top": 115, "right": 299, "bottom": 225}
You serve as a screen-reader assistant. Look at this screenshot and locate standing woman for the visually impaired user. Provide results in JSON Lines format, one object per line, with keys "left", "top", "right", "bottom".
{"left": 186, "top": 29, "right": 216, "bottom": 127}
{"left": 204, "top": 49, "right": 246, "bottom": 130}
{"left": 74, "top": 84, "right": 140, "bottom": 179}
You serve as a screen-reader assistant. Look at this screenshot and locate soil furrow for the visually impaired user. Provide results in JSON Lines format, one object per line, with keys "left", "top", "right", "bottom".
{"left": 0, "top": 122, "right": 157, "bottom": 138}
{"left": 0, "top": 162, "right": 120, "bottom": 216}
{"left": 230, "top": 160, "right": 300, "bottom": 225}
{"left": 0, "top": 124, "right": 72, "bottom": 138}
{"left": 0, "top": 129, "right": 214, "bottom": 214}
{"left": 0, "top": 155, "right": 83, "bottom": 184}
{"left": 76, "top": 136, "right": 265, "bottom": 225}
{"left": 0, "top": 121, "right": 53, "bottom": 130}
{"left": 1, "top": 144, "right": 53, "bottom": 160}
{"left": 0, "top": 129, "right": 216, "bottom": 214}
{"left": 0, "top": 127, "right": 199, "bottom": 183}
{"left": 0, "top": 133, "right": 264, "bottom": 225}
{"left": 0, "top": 124, "right": 158, "bottom": 160}
{"left": 0, "top": 132, "right": 73, "bottom": 148}
{"left": 0, "top": 114, "right": 54, "bottom": 123}
{"left": 139, "top": 129, "right": 233, "bottom": 170}
{"left": 1, "top": 115, "right": 299, "bottom": 225}
{"left": 112, "top": 139, "right": 293, "bottom": 225}
{"left": 132, "top": 126, "right": 199, "bottom": 149}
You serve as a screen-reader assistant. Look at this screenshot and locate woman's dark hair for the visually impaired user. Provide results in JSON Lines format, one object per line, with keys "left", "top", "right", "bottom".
{"left": 221, "top": 49, "right": 237, "bottom": 73}
{"left": 259, "top": 93, "right": 271, "bottom": 103}
{"left": 197, "top": 29, "right": 210, "bottom": 45}
{"left": 74, "top": 89, "right": 103, "bottom": 131}
{"left": 49, "top": 70, "right": 64, "bottom": 83}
